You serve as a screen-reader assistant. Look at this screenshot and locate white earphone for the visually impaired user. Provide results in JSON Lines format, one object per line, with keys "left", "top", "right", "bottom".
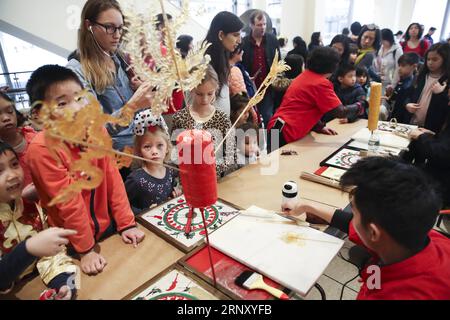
{"left": 89, "top": 25, "right": 113, "bottom": 58}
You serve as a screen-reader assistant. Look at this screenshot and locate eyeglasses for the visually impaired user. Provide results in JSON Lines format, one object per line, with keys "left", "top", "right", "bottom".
{"left": 93, "top": 22, "right": 124, "bottom": 35}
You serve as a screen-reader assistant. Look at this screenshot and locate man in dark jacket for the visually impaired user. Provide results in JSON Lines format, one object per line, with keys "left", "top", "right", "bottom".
{"left": 242, "top": 10, "right": 281, "bottom": 126}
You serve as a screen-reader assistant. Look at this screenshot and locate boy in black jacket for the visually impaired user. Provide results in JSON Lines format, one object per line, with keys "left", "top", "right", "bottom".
{"left": 326, "top": 64, "right": 368, "bottom": 123}
{"left": 388, "top": 53, "right": 420, "bottom": 121}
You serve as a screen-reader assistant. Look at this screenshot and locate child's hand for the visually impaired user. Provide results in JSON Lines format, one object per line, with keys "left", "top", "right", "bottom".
{"left": 122, "top": 227, "right": 145, "bottom": 248}
{"left": 55, "top": 285, "right": 72, "bottom": 300}
{"left": 26, "top": 228, "right": 77, "bottom": 258}
{"left": 406, "top": 103, "right": 421, "bottom": 114}
{"left": 431, "top": 81, "right": 447, "bottom": 95}
{"left": 80, "top": 251, "right": 107, "bottom": 275}
{"left": 172, "top": 188, "right": 183, "bottom": 198}
{"left": 385, "top": 85, "right": 394, "bottom": 97}
{"left": 318, "top": 127, "right": 338, "bottom": 136}
{"left": 339, "top": 118, "right": 349, "bottom": 124}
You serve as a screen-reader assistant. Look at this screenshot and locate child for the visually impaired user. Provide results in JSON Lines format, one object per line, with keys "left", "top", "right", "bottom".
{"left": 285, "top": 157, "right": 450, "bottom": 300}
{"left": 230, "top": 93, "right": 257, "bottom": 128}
{"left": 25, "top": 65, "right": 145, "bottom": 276}
{"left": 0, "top": 141, "right": 77, "bottom": 299}
{"left": 0, "top": 92, "right": 38, "bottom": 208}
{"left": 172, "top": 65, "right": 237, "bottom": 178}
{"left": 329, "top": 64, "right": 368, "bottom": 123}
{"left": 125, "top": 109, "right": 181, "bottom": 215}
{"left": 404, "top": 43, "right": 450, "bottom": 134}
{"left": 349, "top": 44, "right": 359, "bottom": 65}
{"left": 356, "top": 66, "right": 370, "bottom": 94}
{"left": 267, "top": 47, "right": 365, "bottom": 150}
{"left": 388, "top": 53, "right": 420, "bottom": 122}
{"left": 236, "top": 122, "right": 260, "bottom": 168}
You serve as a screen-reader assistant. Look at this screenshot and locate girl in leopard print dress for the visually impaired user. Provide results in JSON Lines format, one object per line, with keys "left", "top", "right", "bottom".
{"left": 172, "top": 65, "right": 237, "bottom": 178}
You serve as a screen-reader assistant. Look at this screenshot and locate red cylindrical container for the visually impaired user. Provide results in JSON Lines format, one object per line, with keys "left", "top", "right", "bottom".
{"left": 176, "top": 130, "right": 218, "bottom": 208}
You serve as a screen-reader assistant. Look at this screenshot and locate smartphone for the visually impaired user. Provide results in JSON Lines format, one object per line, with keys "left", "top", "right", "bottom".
{"left": 273, "top": 118, "right": 286, "bottom": 131}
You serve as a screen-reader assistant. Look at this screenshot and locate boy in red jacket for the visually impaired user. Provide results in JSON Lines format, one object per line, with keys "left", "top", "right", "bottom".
{"left": 285, "top": 157, "right": 450, "bottom": 300}
{"left": 25, "top": 65, "right": 150, "bottom": 276}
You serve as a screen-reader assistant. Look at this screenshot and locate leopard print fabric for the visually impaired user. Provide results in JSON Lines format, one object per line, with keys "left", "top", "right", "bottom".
{"left": 171, "top": 108, "right": 237, "bottom": 178}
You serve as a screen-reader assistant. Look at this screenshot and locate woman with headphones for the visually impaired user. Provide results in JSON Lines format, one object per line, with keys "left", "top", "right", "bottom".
{"left": 67, "top": 0, "right": 154, "bottom": 153}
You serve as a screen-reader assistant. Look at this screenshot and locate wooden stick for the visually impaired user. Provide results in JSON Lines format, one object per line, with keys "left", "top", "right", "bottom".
{"left": 300, "top": 172, "right": 352, "bottom": 193}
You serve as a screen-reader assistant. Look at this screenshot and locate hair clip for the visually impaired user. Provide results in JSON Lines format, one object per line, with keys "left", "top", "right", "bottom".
{"left": 133, "top": 109, "right": 169, "bottom": 136}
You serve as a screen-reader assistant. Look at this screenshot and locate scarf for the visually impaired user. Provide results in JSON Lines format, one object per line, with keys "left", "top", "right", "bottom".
{"left": 356, "top": 48, "right": 374, "bottom": 66}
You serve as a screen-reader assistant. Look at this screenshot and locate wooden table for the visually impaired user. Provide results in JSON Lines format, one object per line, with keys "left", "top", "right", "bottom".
{"left": 1, "top": 226, "right": 184, "bottom": 300}
{"left": 219, "top": 119, "right": 367, "bottom": 209}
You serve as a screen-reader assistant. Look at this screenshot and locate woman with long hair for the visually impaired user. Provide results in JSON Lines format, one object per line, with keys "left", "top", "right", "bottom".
{"left": 204, "top": 11, "right": 244, "bottom": 116}
{"left": 308, "top": 32, "right": 323, "bottom": 52}
{"left": 401, "top": 23, "right": 430, "bottom": 59}
{"left": 67, "top": 0, "right": 153, "bottom": 151}
{"left": 373, "top": 29, "right": 403, "bottom": 92}
{"left": 288, "top": 36, "right": 308, "bottom": 62}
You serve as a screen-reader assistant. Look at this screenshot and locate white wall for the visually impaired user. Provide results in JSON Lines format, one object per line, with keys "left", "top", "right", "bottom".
{"left": 0, "top": 0, "right": 207, "bottom": 58}
{"left": 281, "top": 0, "right": 419, "bottom": 48}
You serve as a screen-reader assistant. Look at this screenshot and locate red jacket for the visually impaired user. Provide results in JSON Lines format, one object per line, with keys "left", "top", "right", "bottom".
{"left": 27, "top": 132, "right": 136, "bottom": 254}
{"left": 348, "top": 222, "right": 450, "bottom": 300}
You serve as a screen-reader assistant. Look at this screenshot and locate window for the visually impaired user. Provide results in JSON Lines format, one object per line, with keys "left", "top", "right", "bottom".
{"left": 412, "top": 0, "right": 448, "bottom": 43}
{"left": 0, "top": 31, "right": 66, "bottom": 110}
{"left": 267, "top": 0, "right": 282, "bottom": 35}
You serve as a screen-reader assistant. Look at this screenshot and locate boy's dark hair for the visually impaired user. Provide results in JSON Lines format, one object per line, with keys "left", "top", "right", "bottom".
{"left": 342, "top": 28, "right": 350, "bottom": 36}
{"left": 350, "top": 21, "right": 362, "bottom": 36}
{"left": 306, "top": 47, "right": 340, "bottom": 75}
{"left": 278, "top": 37, "right": 287, "bottom": 48}
{"left": 336, "top": 64, "right": 356, "bottom": 79}
{"left": 0, "top": 141, "right": 18, "bottom": 160}
{"left": 0, "top": 92, "right": 27, "bottom": 127}
{"left": 284, "top": 54, "right": 304, "bottom": 79}
{"left": 155, "top": 13, "right": 172, "bottom": 29}
{"left": 429, "top": 27, "right": 437, "bottom": 32}
{"left": 398, "top": 52, "right": 420, "bottom": 66}
{"left": 356, "top": 65, "right": 369, "bottom": 77}
{"left": 26, "top": 65, "right": 83, "bottom": 104}
{"left": 340, "top": 157, "right": 441, "bottom": 251}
